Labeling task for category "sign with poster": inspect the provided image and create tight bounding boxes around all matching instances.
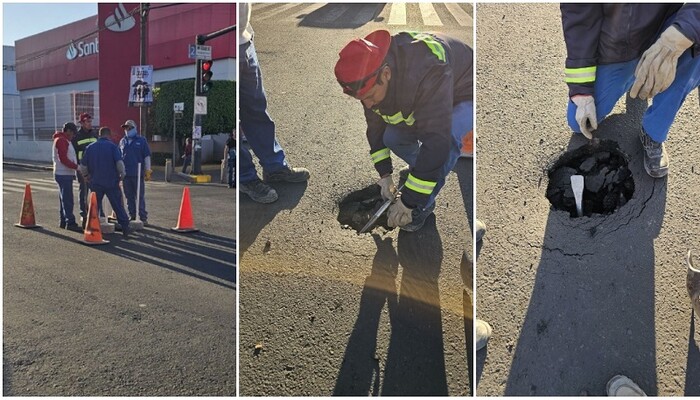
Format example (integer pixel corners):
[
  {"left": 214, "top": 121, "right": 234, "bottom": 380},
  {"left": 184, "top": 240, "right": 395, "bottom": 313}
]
[
  {"left": 128, "top": 65, "right": 154, "bottom": 107},
  {"left": 193, "top": 125, "right": 202, "bottom": 139}
]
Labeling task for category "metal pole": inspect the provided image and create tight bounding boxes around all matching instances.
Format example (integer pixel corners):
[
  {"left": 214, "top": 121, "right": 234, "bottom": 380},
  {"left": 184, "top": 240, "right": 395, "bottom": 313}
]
[
  {"left": 139, "top": 3, "right": 149, "bottom": 138},
  {"left": 173, "top": 111, "right": 177, "bottom": 166},
  {"left": 53, "top": 93, "right": 58, "bottom": 131}
]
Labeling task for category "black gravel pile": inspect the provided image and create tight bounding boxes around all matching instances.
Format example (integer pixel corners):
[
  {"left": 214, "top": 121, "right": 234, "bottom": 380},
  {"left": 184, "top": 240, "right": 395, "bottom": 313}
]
[
  {"left": 337, "top": 185, "right": 393, "bottom": 233},
  {"left": 546, "top": 141, "right": 635, "bottom": 218}
]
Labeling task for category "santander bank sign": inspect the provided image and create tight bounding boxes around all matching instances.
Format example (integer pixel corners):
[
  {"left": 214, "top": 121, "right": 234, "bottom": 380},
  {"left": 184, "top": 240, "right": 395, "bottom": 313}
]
[{"left": 66, "top": 3, "right": 135, "bottom": 60}]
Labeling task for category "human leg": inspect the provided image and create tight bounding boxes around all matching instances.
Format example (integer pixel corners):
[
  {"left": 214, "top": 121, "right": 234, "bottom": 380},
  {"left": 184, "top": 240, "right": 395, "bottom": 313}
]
[
  {"left": 77, "top": 172, "right": 88, "bottom": 219},
  {"left": 122, "top": 176, "right": 137, "bottom": 219},
  {"left": 106, "top": 185, "right": 130, "bottom": 231},
  {"left": 138, "top": 176, "right": 147, "bottom": 222}
]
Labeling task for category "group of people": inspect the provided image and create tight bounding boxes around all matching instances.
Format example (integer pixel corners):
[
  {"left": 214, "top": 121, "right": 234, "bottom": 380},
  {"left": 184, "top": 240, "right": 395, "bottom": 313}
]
[{"left": 52, "top": 114, "right": 153, "bottom": 238}]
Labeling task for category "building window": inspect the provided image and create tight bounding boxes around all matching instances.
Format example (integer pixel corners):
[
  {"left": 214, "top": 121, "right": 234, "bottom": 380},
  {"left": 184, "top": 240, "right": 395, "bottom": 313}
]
[
  {"left": 71, "top": 91, "right": 95, "bottom": 122},
  {"left": 32, "top": 97, "right": 45, "bottom": 122}
]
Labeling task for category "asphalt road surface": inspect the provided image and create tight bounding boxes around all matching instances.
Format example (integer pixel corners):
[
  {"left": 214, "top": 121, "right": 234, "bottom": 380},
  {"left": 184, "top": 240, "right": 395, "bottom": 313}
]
[
  {"left": 3, "top": 167, "right": 236, "bottom": 395},
  {"left": 476, "top": 4, "right": 700, "bottom": 396},
  {"left": 239, "top": 3, "right": 474, "bottom": 396}
]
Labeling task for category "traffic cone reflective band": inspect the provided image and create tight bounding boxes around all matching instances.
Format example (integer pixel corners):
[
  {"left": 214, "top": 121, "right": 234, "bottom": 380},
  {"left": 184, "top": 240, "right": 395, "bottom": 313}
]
[
  {"left": 14, "top": 183, "right": 41, "bottom": 229},
  {"left": 460, "top": 130, "right": 474, "bottom": 158},
  {"left": 82, "top": 192, "right": 109, "bottom": 245},
  {"left": 171, "top": 186, "right": 199, "bottom": 233}
]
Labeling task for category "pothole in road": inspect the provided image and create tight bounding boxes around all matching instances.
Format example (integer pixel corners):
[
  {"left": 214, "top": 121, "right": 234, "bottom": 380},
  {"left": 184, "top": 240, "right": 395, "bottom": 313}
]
[
  {"left": 546, "top": 140, "right": 635, "bottom": 218},
  {"left": 337, "top": 184, "right": 394, "bottom": 233}
]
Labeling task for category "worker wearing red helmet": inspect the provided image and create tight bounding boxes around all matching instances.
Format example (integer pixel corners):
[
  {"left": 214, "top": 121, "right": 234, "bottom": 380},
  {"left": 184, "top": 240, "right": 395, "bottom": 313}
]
[{"left": 335, "top": 30, "right": 473, "bottom": 232}]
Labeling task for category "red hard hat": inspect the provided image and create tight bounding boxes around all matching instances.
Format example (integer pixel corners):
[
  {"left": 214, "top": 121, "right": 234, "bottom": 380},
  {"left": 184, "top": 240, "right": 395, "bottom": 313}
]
[
  {"left": 79, "top": 112, "right": 92, "bottom": 122},
  {"left": 334, "top": 30, "right": 391, "bottom": 97}
]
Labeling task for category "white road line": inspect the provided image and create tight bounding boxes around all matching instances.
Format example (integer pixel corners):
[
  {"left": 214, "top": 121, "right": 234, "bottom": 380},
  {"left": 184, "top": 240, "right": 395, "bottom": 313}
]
[
  {"left": 4, "top": 188, "right": 25, "bottom": 194},
  {"left": 445, "top": 3, "right": 472, "bottom": 27},
  {"left": 419, "top": 3, "right": 443, "bottom": 26},
  {"left": 254, "top": 3, "right": 304, "bottom": 21},
  {"left": 3, "top": 181, "right": 55, "bottom": 192},
  {"left": 388, "top": 2, "right": 407, "bottom": 25}
]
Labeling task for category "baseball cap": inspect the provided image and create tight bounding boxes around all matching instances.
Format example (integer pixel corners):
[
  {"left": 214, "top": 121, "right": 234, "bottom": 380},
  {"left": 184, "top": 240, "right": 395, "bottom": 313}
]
[
  {"left": 79, "top": 112, "right": 92, "bottom": 122},
  {"left": 121, "top": 119, "right": 136, "bottom": 129},
  {"left": 63, "top": 122, "right": 78, "bottom": 133},
  {"left": 334, "top": 30, "right": 391, "bottom": 97}
]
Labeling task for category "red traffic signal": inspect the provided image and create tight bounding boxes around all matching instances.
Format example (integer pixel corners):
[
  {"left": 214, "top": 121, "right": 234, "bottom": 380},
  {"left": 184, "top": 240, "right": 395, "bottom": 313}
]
[{"left": 200, "top": 60, "right": 214, "bottom": 94}]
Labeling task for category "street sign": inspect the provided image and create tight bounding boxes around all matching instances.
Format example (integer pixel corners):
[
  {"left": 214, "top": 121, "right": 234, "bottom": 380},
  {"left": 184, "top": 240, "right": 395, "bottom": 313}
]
[
  {"left": 194, "top": 96, "right": 207, "bottom": 115},
  {"left": 188, "top": 44, "right": 212, "bottom": 60},
  {"left": 193, "top": 126, "right": 202, "bottom": 139},
  {"left": 173, "top": 102, "right": 185, "bottom": 112},
  {"left": 128, "top": 65, "right": 154, "bottom": 107}
]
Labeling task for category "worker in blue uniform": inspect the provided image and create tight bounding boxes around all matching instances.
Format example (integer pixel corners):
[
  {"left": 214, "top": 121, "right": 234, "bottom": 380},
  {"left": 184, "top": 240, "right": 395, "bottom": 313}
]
[
  {"left": 79, "top": 127, "right": 131, "bottom": 238},
  {"left": 335, "top": 30, "right": 474, "bottom": 232},
  {"left": 119, "top": 119, "right": 152, "bottom": 224}
]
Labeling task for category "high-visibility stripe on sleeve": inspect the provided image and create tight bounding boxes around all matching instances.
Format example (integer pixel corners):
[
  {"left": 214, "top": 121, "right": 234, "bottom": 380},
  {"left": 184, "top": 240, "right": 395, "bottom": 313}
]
[
  {"left": 408, "top": 32, "right": 446, "bottom": 62},
  {"left": 78, "top": 151, "right": 84, "bottom": 160},
  {"left": 371, "top": 148, "right": 391, "bottom": 164},
  {"left": 77, "top": 137, "right": 97, "bottom": 146},
  {"left": 405, "top": 173, "right": 437, "bottom": 195},
  {"left": 373, "top": 109, "right": 416, "bottom": 126},
  {"left": 565, "top": 66, "right": 597, "bottom": 84}
]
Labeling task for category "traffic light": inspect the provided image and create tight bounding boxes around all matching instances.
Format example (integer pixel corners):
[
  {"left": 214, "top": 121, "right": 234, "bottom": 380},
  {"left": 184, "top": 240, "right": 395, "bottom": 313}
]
[{"left": 201, "top": 59, "right": 213, "bottom": 94}]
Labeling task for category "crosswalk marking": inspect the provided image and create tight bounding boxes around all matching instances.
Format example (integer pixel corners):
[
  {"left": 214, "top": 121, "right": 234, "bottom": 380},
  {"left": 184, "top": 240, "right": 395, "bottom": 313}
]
[
  {"left": 419, "top": 3, "right": 443, "bottom": 26},
  {"left": 388, "top": 3, "right": 407, "bottom": 26},
  {"left": 3, "top": 177, "right": 171, "bottom": 196},
  {"left": 445, "top": 4, "right": 472, "bottom": 27}
]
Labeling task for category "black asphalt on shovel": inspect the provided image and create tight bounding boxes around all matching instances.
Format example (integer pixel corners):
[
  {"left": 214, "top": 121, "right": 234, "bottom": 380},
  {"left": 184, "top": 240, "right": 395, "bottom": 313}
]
[
  {"left": 359, "top": 184, "right": 404, "bottom": 234},
  {"left": 570, "top": 175, "right": 584, "bottom": 217}
]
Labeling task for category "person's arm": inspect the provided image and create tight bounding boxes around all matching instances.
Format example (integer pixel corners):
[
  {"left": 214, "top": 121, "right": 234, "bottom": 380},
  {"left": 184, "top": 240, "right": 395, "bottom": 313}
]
[
  {"left": 399, "top": 63, "right": 453, "bottom": 209},
  {"left": 143, "top": 139, "right": 152, "bottom": 172},
  {"left": 560, "top": 4, "right": 604, "bottom": 97},
  {"left": 672, "top": 4, "right": 700, "bottom": 55},
  {"left": 364, "top": 108, "right": 392, "bottom": 178},
  {"left": 113, "top": 145, "right": 126, "bottom": 179},
  {"left": 56, "top": 138, "right": 79, "bottom": 170}
]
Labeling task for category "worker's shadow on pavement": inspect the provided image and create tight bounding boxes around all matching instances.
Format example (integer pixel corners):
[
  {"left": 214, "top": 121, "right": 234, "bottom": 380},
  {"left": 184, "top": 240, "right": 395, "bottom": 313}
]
[
  {"left": 334, "top": 217, "right": 450, "bottom": 395},
  {"left": 504, "top": 96, "right": 667, "bottom": 395},
  {"left": 239, "top": 181, "right": 307, "bottom": 255},
  {"left": 297, "top": 3, "right": 384, "bottom": 29},
  {"left": 685, "top": 312, "right": 700, "bottom": 395}
]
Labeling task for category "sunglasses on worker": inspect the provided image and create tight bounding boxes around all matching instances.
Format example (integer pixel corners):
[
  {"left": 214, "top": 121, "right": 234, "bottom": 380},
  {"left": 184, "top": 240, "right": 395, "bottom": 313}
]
[{"left": 338, "top": 63, "right": 387, "bottom": 97}]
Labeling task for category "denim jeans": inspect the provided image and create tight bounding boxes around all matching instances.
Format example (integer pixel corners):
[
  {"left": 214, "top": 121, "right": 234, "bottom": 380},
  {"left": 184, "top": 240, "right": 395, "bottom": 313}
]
[
  {"left": 383, "top": 100, "right": 474, "bottom": 208},
  {"left": 54, "top": 174, "right": 76, "bottom": 226},
  {"left": 228, "top": 149, "right": 236, "bottom": 187},
  {"left": 239, "top": 39, "right": 288, "bottom": 185}
]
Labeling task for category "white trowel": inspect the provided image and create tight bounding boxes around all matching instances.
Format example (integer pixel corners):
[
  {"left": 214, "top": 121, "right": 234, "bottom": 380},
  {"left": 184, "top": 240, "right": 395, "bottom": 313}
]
[{"left": 570, "top": 175, "right": 584, "bottom": 217}]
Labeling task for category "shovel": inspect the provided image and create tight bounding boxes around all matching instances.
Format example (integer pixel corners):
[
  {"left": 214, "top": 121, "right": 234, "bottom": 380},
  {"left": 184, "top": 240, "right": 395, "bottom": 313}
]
[{"left": 570, "top": 175, "right": 584, "bottom": 217}]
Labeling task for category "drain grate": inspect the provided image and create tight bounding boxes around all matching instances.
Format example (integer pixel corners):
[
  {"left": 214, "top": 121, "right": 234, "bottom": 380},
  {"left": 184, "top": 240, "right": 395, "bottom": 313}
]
[{"left": 546, "top": 140, "right": 635, "bottom": 218}]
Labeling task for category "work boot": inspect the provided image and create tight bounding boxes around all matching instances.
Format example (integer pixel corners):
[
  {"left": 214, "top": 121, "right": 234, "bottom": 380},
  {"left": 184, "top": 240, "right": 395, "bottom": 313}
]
[
  {"left": 399, "top": 201, "right": 436, "bottom": 232},
  {"left": 122, "top": 224, "right": 130, "bottom": 239},
  {"left": 66, "top": 222, "right": 83, "bottom": 233},
  {"left": 687, "top": 250, "right": 700, "bottom": 318},
  {"left": 476, "top": 319, "right": 492, "bottom": 351},
  {"left": 475, "top": 219, "right": 486, "bottom": 242},
  {"left": 263, "top": 166, "right": 310, "bottom": 183},
  {"left": 606, "top": 375, "right": 646, "bottom": 396},
  {"left": 240, "top": 179, "right": 279, "bottom": 204},
  {"left": 639, "top": 129, "right": 669, "bottom": 178}
]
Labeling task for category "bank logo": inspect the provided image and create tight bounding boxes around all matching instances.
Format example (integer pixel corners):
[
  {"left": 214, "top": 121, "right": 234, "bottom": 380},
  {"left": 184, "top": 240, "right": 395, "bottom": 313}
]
[
  {"left": 66, "top": 42, "right": 79, "bottom": 60},
  {"left": 105, "top": 3, "right": 136, "bottom": 32}
]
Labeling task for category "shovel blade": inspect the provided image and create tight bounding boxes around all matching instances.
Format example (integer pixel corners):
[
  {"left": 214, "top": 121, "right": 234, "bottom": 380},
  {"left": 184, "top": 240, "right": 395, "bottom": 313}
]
[{"left": 570, "top": 175, "right": 584, "bottom": 217}]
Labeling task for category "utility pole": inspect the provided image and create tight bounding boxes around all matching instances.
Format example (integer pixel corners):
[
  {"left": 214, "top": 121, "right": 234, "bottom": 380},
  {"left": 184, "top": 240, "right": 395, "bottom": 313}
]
[{"left": 139, "top": 3, "right": 150, "bottom": 137}]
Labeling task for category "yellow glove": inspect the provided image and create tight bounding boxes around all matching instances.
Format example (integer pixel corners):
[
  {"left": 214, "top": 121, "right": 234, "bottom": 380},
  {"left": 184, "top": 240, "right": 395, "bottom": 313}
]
[{"left": 145, "top": 169, "right": 152, "bottom": 181}]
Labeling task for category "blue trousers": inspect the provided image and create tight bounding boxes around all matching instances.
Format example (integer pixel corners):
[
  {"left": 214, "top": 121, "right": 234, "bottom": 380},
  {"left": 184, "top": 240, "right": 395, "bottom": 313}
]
[
  {"left": 55, "top": 174, "right": 76, "bottom": 226},
  {"left": 77, "top": 172, "right": 89, "bottom": 218},
  {"left": 239, "top": 39, "right": 288, "bottom": 185},
  {"left": 383, "top": 100, "right": 473, "bottom": 209},
  {"left": 92, "top": 184, "right": 130, "bottom": 230},
  {"left": 228, "top": 150, "right": 236, "bottom": 187},
  {"left": 568, "top": 48, "right": 700, "bottom": 143},
  {"left": 123, "top": 176, "right": 147, "bottom": 221}
]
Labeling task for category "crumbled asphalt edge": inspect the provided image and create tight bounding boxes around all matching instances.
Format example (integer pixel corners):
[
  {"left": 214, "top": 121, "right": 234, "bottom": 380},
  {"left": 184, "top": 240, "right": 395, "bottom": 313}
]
[{"left": 337, "top": 184, "right": 394, "bottom": 233}]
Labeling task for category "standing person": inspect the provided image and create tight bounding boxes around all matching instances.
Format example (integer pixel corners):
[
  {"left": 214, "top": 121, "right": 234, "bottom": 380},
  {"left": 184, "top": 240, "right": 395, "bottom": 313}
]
[
  {"left": 78, "top": 127, "right": 131, "bottom": 238},
  {"left": 52, "top": 122, "right": 82, "bottom": 232},
  {"left": 238, "top": 2, "right": 310, "bottom": 204},
  {"left": 562, "top": 3, "right": 700, "bottom": 178},
  {"left": 334, "top": 30, "right": 474, "bottom": 231},
  {"left": 72, "top": 112, "right": 98, "bottom": 226},
  {"left": 181, "top": 137, "right": 192, "bottom": 174},
  {"left": 224, "top": 131, "right": 236, "bottom": 188},
  {"left": 119, "top": 120, "right": 152, "bottom": 224}
]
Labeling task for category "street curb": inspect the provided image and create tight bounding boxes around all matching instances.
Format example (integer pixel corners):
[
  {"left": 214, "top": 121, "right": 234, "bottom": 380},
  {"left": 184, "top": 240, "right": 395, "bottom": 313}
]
[{"left": 3, "top": 161, "right": 53, "bottom": 171}]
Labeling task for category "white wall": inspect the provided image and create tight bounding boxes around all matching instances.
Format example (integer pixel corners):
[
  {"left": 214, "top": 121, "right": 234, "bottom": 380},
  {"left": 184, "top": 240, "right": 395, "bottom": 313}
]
[{"left": 3, "top": 138, "right": 53, "bottom": 162}]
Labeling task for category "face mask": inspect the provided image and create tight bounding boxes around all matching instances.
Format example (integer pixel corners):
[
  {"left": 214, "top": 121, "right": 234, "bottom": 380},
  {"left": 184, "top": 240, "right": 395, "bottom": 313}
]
[{"left": 126, "top": 128, "right": 137, "bottom": 138}]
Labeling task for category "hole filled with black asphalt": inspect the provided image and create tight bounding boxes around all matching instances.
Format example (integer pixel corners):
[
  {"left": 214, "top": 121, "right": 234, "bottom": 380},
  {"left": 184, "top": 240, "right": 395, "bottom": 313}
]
[{"left": 337, "top": 184, "right": 395, "bottom": 233}]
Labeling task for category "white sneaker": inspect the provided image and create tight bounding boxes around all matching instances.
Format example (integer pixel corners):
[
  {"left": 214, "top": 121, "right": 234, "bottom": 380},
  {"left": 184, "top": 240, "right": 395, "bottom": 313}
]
[{"left": 606, "top": 375, "right": 646, "bottom": 396}]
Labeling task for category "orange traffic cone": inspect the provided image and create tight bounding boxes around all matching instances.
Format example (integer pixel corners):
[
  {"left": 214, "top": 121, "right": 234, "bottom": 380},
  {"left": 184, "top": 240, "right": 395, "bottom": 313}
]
[
  {"left": 460, "top": 130, "right": 474, "bottom": 158},
  {"left": 14, "top": 183, "right": 41, "bottom": 229},
  {"left": 171, "top": 186, "right": 199, "bottom": 233},
  {"left": 82, "top": 192, "right": 109, "bottom": 245}
]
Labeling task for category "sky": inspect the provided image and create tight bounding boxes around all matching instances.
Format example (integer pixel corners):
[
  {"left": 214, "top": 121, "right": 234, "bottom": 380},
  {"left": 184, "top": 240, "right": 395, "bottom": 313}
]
[{"left": 3, "top": 3, "right": 98, "bottom": 46}]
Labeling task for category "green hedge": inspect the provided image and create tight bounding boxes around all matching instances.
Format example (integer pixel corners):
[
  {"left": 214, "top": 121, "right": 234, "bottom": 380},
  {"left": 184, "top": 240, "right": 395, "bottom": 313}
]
[{"left": 149, "top": 79, "right": 236, "bottom": 141}]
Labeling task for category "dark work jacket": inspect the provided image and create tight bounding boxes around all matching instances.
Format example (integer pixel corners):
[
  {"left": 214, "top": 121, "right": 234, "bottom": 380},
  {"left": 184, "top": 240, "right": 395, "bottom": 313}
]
[
  {"left": 561, "top": 3, "right": 700, "bottom": 97},
  {"left": 72, "top": 127, "right": 98, "bottom": 162},
  {"left": 364, "top": 32, "right": 473, "bottom": 208}
]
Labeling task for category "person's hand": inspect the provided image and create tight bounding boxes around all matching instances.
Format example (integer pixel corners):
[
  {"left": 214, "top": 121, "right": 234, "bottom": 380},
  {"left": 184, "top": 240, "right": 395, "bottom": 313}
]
[
  {"left": 145, "top": 169, "right": 152, "bottom": 181},
  {"left": 387, "top": 198, "right": 413, "bottom": 228},
  {"left": 571, "top": 95, "right": 597, "bottom": 139},
  {"left": 119, "top": 172, "right": 126, "bottom": 180},
  {"left": 631, "top": 26, "right": 694, "bottom": 100},
  {"left": 378, "top": 175, "right": 396, "bottom": 201}
]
